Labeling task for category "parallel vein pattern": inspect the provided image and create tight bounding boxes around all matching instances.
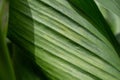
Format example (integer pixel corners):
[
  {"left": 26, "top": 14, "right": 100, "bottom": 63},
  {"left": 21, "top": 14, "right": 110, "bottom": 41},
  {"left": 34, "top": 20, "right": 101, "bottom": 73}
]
[{"left": 8, "top": 0, "right": 120, "bottom": 80}]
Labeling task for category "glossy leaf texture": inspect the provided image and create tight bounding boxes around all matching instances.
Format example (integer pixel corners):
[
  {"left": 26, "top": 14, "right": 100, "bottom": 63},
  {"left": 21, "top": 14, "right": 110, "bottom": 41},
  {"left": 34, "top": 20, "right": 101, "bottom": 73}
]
[{"left": 8, "top": 0, "right": 120, "bottom": 80}]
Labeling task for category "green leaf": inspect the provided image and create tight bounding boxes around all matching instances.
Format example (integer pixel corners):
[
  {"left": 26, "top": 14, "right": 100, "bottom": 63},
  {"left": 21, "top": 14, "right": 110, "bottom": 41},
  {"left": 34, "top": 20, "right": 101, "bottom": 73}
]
[
  {"left": 95, "top": 0, "right": 120, "bottom": 18},
  {"left": 116, "top": 34, "right": 120, "bottom": 44},
  {"left": 0, "top": 0, "right": 15, "bottom": 80},
  {"left": 11, "top": 44, "right": 46, "bottom": 80},
  {"left": 95, "top": 0, "right": 120, "bottom": 35},
  {"left": 8, "top": 0, "right": 120, "bottom": 80},
  {"left": 68, "top": 0, "right": 120, "bottom": 56}
]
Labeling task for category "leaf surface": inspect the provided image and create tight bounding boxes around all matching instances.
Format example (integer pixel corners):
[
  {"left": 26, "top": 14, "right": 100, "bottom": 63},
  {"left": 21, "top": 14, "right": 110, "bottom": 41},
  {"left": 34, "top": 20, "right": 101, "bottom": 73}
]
[{"left": 8, "top": 0, "right": 120, "bottom": 80}]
